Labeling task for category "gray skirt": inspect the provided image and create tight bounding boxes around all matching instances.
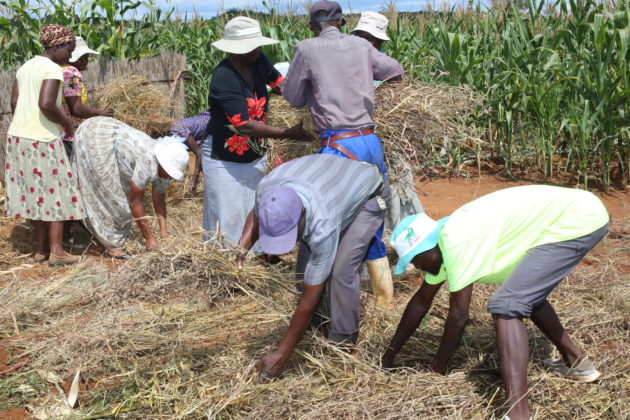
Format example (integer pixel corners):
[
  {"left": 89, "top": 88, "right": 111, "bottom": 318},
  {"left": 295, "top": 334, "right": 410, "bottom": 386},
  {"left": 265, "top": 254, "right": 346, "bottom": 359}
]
[{"left": 201, "top": 138, "right": 266, "bottom": 248}]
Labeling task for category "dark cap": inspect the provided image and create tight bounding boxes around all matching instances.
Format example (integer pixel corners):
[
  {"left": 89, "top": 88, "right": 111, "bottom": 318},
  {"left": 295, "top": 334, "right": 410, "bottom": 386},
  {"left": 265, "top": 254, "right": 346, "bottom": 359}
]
[{"left": 309, "top": 1, "right": 345, "bottom": 24}]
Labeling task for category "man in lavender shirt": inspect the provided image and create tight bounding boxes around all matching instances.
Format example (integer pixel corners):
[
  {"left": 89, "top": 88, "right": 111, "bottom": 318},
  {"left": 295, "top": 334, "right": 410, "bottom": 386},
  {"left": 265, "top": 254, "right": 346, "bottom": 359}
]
[
  {"left": 282, "top": 0, "right": 404, "bottom": 309},
  {"left": 168, "top": 110, "right": 210, "bottom": 192}
]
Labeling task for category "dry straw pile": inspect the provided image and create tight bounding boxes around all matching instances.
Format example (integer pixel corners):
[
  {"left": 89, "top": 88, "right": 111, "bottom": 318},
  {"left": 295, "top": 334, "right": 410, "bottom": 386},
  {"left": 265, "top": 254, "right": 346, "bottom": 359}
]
[
  {"left": 1, "top": 196, "right": 628, "bottom": 418},
  {"left": 266, "top": 79, "right": 484, "bottom": 182},
  {"left": 94, "top": 75, "right": 176, "bottom": 137}
]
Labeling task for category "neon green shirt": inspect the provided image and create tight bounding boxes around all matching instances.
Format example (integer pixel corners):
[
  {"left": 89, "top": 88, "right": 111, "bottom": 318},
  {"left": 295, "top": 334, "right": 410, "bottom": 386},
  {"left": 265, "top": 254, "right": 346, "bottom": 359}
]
[{"left": 426, "top": 185, "right": 609, "bottom": 292}]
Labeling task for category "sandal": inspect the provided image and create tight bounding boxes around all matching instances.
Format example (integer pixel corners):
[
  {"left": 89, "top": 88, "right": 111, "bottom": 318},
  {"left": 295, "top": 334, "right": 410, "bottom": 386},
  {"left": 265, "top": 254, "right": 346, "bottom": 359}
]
[
  {"left": 102, "top": 250, "right": 131, "bottom": 260},
  {"left": 33, "top": 252, "right": 49, "bottom": 263}
]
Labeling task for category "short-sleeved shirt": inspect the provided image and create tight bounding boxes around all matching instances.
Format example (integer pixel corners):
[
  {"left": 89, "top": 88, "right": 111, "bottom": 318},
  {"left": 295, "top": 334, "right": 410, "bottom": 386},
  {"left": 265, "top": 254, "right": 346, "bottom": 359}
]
[
  {"left": 425, "top": 185, "right": 610, "bottom": 292},
  {"left": 60, "top": 65, "right": 87, "bottom": 141},
  {"left": 8, "top": 56, "right": 63, "bottom": 142},
  {"left": 282, "top": 26, "right": 404, "bottom": 131},
  {"left": 168, "top": 110, "right": 211, "bottom": 144},
  {"left": 256, "top": 154, "right": 384, "bottom": 285},
  {"left": 207, "top": 54, "right": 283, "bottom": 163}
]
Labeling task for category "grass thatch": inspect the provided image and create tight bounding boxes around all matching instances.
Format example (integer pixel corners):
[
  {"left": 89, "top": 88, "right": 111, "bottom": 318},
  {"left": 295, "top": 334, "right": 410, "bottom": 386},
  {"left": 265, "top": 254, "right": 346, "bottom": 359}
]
[
  {"left": 266, "top": 79, "right": 484, "bottom": 182},
  {"left": 94, "top": 75, "right": 176, "bottom": 138},
  {"left": 0, "top": 188, "right": 628, "bottom": 419}
]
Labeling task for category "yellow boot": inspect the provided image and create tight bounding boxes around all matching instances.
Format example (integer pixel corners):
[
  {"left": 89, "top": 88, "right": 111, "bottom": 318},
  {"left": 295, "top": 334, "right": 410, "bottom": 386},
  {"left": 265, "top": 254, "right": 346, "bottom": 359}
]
[{"left": 366, "top": 257, "right": 394, "bottom": 309}]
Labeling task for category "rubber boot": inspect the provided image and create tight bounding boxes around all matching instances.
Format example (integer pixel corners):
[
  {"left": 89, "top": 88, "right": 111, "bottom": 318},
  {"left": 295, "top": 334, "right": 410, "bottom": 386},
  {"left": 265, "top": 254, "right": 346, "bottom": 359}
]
[{"left": 366, "top": 257, "right": 394, "bottom": 309}]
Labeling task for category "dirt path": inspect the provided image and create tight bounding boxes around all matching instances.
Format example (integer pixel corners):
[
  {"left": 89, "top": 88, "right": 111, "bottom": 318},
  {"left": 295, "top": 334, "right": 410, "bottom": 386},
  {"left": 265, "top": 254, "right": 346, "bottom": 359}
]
[{"left": 418, "top": 176, "right": 629, "bottom": 220}]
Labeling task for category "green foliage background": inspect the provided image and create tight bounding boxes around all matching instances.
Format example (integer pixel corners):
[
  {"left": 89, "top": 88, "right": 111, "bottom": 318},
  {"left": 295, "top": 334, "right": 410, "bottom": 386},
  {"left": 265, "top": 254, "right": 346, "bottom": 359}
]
[{"left": 0, "top": 0, "right": 628, "bottom": 188}]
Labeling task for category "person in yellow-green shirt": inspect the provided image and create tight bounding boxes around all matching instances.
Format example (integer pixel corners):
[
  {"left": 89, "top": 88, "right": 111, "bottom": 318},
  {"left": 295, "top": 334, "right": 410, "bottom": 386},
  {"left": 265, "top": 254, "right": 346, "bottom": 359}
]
[{"left": 382, "top": 185, "right": 609, "bottom": 420}]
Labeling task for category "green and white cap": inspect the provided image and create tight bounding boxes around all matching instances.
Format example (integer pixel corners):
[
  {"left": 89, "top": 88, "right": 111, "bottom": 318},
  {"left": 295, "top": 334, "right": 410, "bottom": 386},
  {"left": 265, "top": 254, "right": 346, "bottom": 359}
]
[{"left": 390, "top": 213, "right": 449, "bottom": 275}]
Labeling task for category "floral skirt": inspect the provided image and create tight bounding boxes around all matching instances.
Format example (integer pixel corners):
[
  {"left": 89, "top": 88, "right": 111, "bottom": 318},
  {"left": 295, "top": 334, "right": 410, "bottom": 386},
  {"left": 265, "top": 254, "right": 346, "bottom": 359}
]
[{"left": 3, "top": 135, "right": 85, "bottom": 221}]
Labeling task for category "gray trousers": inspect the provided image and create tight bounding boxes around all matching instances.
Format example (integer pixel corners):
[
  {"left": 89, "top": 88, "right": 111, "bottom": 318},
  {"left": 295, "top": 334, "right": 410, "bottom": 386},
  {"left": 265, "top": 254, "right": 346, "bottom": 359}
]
[
  {"left": 297, "top": 184, "right": 390, "bottom": 343},
  {"left": 487, "top": 223, "right": 609, "bottom": 318}
]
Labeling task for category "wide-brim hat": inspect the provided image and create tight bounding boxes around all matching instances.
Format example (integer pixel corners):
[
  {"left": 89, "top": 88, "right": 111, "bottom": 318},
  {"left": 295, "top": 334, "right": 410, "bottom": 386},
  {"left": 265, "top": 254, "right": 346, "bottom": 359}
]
[
  {"left": 390, "top": 213, "right": 449, "bottom": 275},
  {"left": 212, "top": 16, "right": 278, "bottom": 55},
  {"left": 258, "top": 186, "right": 303, "bottom": 255},
  {"left": 154, "top": 136, "right": 189, "bottom": 181},
  {"left": 352, "top": 11, "right": 390, "bottom": 41},
  {"left": 70, "top": 36, "right": 99, "bottom": 63}
]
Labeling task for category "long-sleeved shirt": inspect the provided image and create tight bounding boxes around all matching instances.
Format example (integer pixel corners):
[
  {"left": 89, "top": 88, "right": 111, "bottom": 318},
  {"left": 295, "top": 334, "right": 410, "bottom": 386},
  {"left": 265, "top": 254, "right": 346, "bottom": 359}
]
[
  {"left": 282, "top": 26, "right": 404, "bottom": 132},
  {"left": 256, "top": 155, "right": 384, "bottom": 285}
]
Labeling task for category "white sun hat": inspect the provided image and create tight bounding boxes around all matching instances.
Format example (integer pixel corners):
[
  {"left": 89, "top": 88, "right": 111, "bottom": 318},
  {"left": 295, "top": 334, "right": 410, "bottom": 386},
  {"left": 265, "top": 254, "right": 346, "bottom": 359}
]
[
  {"left": 70, "top": 36, "right": 99, "bottom": 63},
  {"left": 352, "top": 11, "right": 390, "bottom": 41},
  {"left": 154, "top": 136, "right": 189, "bottom": 181},
  {"left": 212, "top": 16, "right": 279, "bottom": 55}
]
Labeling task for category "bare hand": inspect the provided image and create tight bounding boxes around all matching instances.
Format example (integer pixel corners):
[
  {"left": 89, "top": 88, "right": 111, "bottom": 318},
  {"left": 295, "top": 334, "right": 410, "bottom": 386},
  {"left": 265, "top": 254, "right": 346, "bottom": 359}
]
[
  {"left": 64, "top": 125, "right": 75, "bottom": 139},
  {"left": 100, "top": 108, "right": 114, "bottom": 117},
  {"left": 429, "top": 359, "right": 447, "bottom": 375},
  {"left": 284, "top": 120, "right": 313, "bottom": 142},
  {"left": 146, "top": 237, "right": 159, "bottom": 252},
  {"left": 256, "top": 351, "right": 287, "bottom": 382},
  {"left": 381, "top": 353, "right": 396, "bottom": 370}
]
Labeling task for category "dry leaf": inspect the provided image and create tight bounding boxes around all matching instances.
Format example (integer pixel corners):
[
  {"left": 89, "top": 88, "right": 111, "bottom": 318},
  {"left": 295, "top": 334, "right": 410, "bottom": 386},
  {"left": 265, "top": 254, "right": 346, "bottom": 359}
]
[{"left": 67, "top": 370, "right": 81, "bottom": 408}]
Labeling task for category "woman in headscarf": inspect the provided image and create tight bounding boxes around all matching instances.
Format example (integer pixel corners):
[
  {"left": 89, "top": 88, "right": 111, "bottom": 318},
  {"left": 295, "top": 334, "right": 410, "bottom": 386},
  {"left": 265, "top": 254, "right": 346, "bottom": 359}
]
[
  {"left": 5, "top": 24, "right": 84, "bottom": 265},
  {"left": 72, "top": 116, "right": 189, "bottom": 259},
  {"left": 203, "top": 16, "right": 311, "bottom": 247}
]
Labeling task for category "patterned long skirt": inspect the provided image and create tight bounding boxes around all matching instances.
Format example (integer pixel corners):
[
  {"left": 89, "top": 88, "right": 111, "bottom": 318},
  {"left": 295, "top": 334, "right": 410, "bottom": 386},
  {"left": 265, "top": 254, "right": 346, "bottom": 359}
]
[{"left": 3, "top": 135, "right": 85, "bottom": 221}]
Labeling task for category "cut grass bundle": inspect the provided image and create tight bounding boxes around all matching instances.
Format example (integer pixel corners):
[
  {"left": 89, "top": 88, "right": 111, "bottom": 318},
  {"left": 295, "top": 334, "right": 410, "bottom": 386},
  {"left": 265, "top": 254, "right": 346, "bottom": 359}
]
[
  {"left": 266, "top": 78, "right": 484, "bottom": 181},
  {"left": 94, "top": 75, "right": 176, "bottom": 137}
]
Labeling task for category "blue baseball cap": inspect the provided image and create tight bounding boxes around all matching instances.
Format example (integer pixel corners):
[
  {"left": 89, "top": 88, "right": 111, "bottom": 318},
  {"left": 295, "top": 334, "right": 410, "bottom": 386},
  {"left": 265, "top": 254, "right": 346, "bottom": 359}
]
[
  {"left": 390, "top": 213, "right": 449, "bottom": 275},
  {"left": 258, "top": 186, "right": 303, "bottom": 255}
]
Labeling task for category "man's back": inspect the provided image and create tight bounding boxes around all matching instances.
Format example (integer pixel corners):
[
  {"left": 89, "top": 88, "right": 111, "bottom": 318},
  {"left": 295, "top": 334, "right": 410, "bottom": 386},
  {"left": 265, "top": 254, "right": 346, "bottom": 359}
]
[{"left": 283, "top": 27, "right": 403, "bottom": 131}]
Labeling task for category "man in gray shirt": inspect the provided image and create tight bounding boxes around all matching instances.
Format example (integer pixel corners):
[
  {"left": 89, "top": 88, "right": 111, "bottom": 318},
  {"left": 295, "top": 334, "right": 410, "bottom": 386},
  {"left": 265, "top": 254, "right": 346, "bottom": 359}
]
[
  {"left": 236, "top": 154, "right": 389, "bottom": 380},
  {"left": 282, "top": 0, "right": 404, "bottom": 309}
]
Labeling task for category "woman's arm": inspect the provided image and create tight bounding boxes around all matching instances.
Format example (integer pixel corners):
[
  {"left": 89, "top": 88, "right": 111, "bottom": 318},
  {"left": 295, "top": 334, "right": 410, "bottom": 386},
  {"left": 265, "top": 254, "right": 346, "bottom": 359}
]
[
  {"left": 237, "top": 119, "right": 312, "bottom": 142},
  {"left": 128, "top": 181, "right": 158, "bottom": 250},
  {"left": 10, "top": 79, "right": 18, "bottom": 113},
  {"left": 39, "top": 79, "right": 74, "bottom": 136},
  {"left": 65, "top": 96, "right": 112, "bottom": 119},
  {"left": 151, "top": 184, "right": 168, "bottom": 239}
]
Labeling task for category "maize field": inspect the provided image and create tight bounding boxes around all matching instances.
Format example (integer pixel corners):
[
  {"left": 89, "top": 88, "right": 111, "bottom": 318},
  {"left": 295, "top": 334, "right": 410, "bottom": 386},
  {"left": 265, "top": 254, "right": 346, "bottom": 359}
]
[{"left": 0, "top": 0, "right": 628, "bottom": 188}]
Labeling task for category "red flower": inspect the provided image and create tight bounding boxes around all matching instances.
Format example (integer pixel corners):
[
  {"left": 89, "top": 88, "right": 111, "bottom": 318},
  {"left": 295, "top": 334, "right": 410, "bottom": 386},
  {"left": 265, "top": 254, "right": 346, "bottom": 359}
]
[
  {"left": 26, "top": 210, "right": 30, "bottom": 214},
  {"left": 52, "top": 169, "right": 58, "bottom": 175},
  {"left": 37, "top": 197, "right": 44, "bottom": 205},
  {"left": 15, "top": 213, "right": 20, "bottom": 218},
  {"left": 15, "top": 137, "right": 19, "bottom": 144},
  {"left": 29, "top": 187, "right": 35, "bottom": 193},
  {"left": 40, "top": 152, "right": 46, "bottom": 158},
  {"left": 70, "top": 216, "right": 75, "bottom": 220},
  {"left": 32, "top": 168, "right": 42, "bottom": 177},
  {"left": 225, "top": 133, "right": 250, "bottom": 156},
  {"left": 32, "top": 142, "right": 38, "bottom": 149},
  {"left": 60, "top": 159, "right": 65, "bottom": 165},
  {"left": 45, "top": 210, "right": 50, "bottom": 215},
  {"left": 71, "top": 196, "right": 78, "bottom": 203},
  {"left": 49, "top": 143, "right": 55, "bottom": 150},
  {"left": 247, "top": 94, "right": 266, "bottom": 120},
  {"left": 21, "top": 151, "right": 25, "bottom": 156},
  {"left": 67, "top": 172, "right": 73, "bottom": 178},
  {"left": 49, "top": 188, "right": 55, "bottom": 194},
  {"left": 56, "top": 201, "right": 61, "bottom": 207},
  {"left": 7, "top": 138, "right": 11, "bottom": 144},
  {"left": 10, "top": 177, "right": 14, "bottom": 182},
  {"left": 5, "top": 163, "right": 9, "bottom": 169},
  {"left": 226, "top": 112, "right": 247, "bottom": 128},
  {"left": 21, "top": 195, "right": 25, "bottom": 201}
]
